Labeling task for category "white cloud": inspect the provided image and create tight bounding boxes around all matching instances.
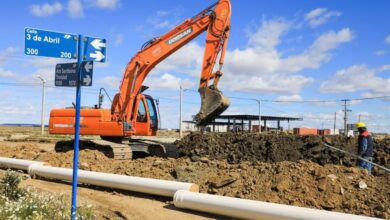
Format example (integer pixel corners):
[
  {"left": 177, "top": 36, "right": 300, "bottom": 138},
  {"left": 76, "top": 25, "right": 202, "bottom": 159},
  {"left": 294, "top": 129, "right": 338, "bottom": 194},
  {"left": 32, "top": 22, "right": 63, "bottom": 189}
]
[
  {"left": 320, "top": 64, "right": 390, "bottom": 96},
  {"left": 0, "top": 68, "right": 15, "bottom": 78},
  {"left": 146, "top": 10, "right": 180, "bottom": 29},
  {"left": 153, "top": 42, "right": 204, "bottom": 77},
  {"left": 32, "top": 68, "right": 56, "bottom": 83},
  {"left": 354, "top": 111, "right": 370, "bottom": 119},
  {"left": 137, "top": 9, "right": 181, "bottom": 36},
  {"left": 221, "top": 74, "right": 312, "bottom": 94},
  {"left": 221, "top": 21, "right": 352, "bottom": 94},
  {"left": 281, "top": 28, "right": 353, "bottom": 72},
  {"left": 248, "top": 18, "right": 291, "bottom": 51},
  {"left": 305, "top": 8, "right": 342, "bottom": 28},
  {"left": 276, "top": 94, "right": 303, "bottom": 102},
  {"left": 27, "top": 57, "right": 63, "bottom": 68},
  {"left": 18, "top": 57, "right": 66, "bottom": 83},
  {"left": 30, "top": 2, "right": 63, "bottom": 17},
  {"left": 89, "top": 0, "right": 120, "bottom": 9},
  {"left": 0, "top": 47, "right": 18, "bottom": 64},
  {"left": 114, "top": 34, "right": 123, "bottom": 46},
  {"left": 0, "top": 105, "right": 37, "bottom": 116},
  {"left": 144, "top": 73, "right": 195, "bottom": 91},
  {"left": 68, "top": 0, "right": 84, "bottom": 18},
  {"left": 385, "top": 35, "right": 390, "bottom": 45},
  {"left": 0, "top": 47, "right": 18, "bottom": 78},
  {"left": 374, "top": 50, "right": 388, "bottom": 56},
  {"left": 96, "top": 76, "right": 120, "bottom": 88},
  {"left": 94, "top": 62, "right": 110, "bottom": 68}
]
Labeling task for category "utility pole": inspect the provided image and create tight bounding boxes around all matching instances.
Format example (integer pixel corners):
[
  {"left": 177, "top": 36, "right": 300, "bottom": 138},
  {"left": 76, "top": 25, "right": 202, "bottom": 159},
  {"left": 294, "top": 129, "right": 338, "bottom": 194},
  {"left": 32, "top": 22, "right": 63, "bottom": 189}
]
[
  {"left": 342, "top": 99, "right": 351, "bottom": 136},
  {"left": 255, "top": 99, "right": 261, "bottom": 133},
  {"left": 358, "top": 113, "right": 361, "bottom": 122},
  {"left": 333, "top": 112, "right": 336, "bottom": 135},
  {"left": 179, "top": 85, "right": 183, "bottom": 137},
  {"left": 37, "top": 76, "right": 46, "bottom": 135}
]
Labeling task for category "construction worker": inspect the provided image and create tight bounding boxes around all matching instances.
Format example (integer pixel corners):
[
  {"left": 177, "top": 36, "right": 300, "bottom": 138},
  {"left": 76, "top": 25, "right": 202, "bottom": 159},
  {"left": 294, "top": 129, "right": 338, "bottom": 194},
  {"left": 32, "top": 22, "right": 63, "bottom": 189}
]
[{"left": 356, "top": 122, "right": 373, "bottom": 175}]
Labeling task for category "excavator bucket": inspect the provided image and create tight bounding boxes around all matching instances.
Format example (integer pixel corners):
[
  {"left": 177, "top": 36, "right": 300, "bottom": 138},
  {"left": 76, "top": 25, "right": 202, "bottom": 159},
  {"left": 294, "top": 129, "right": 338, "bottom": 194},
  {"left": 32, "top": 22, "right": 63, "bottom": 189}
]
[{"left": 194, "top": 87, "right": 230, "bottom": 126}]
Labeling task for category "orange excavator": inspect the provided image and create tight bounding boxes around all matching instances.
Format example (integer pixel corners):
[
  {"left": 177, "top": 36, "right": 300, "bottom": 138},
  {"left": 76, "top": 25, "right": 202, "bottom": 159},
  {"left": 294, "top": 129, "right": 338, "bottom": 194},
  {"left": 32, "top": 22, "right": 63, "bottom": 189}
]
[{"left": 49, "top": 0, "right": 231, "bottom": 159}]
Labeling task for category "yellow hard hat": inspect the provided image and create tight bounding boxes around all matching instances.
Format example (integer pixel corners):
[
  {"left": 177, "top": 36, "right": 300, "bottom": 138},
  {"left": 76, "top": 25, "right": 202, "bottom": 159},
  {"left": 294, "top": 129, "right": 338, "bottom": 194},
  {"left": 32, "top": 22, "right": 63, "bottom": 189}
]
[{"left": 356, "top": 122, "right": 366, "bottom": 128}]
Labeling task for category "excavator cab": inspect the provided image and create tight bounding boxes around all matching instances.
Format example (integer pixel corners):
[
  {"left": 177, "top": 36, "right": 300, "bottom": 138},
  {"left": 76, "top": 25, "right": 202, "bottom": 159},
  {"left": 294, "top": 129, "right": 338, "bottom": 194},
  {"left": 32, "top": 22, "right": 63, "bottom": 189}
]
[{"left": 132, "top": 94, "right": 159, "bottom": 136}]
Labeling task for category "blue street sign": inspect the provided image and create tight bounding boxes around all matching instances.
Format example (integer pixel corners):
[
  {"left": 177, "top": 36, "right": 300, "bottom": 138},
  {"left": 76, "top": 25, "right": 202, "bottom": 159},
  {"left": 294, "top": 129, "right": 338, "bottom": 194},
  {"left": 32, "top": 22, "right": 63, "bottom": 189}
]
[
  {"left": 85, "top": 37, "right": 106, "bottom": 62},
  {"left": 25, "top": 28, "right": 77, "bottom": 59},
  {"left": 55, "top": 61, "right": 93, "bottom": 87}
]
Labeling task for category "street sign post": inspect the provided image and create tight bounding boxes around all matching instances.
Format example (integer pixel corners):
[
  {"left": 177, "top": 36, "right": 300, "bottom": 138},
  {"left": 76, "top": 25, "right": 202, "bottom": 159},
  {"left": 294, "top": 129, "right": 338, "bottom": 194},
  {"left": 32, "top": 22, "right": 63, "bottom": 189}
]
[
  {"left": 24, "top": 27, "right": 105, "bottom": 220},
  {"left": 55, "top": 61, "right": 93, "bottom": 87},
  {"left": 71, "top": 34, "right": 83, "bottom": 220}
]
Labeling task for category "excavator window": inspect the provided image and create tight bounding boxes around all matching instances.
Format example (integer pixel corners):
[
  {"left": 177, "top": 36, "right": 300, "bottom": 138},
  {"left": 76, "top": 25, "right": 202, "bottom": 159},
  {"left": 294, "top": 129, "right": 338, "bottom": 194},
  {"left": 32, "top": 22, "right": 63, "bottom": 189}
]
[
  {"left": 146, "top": 97, "right": 158, "bottom": 129},
  {"left": 137, "top": 100, "right": 147, "bottom": 122}
]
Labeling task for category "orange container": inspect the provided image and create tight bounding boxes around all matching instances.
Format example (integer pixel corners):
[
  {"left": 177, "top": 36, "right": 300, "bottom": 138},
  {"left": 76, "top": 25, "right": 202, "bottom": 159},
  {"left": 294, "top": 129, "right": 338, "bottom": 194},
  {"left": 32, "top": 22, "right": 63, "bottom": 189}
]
[{"left": 294, "top": 128, "right": 318, "bottom": 135}]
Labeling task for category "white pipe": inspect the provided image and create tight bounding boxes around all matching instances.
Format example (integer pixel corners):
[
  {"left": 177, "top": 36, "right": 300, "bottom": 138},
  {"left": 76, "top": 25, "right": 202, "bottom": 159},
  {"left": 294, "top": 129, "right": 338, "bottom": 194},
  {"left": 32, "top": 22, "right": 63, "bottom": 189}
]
[
  {"left": 0, "top": 157, "right": 198, "bottom": 197},
  {"left": 174, "top": 190, "right": 381, "bottom": 220},
  {"left": 0, "top": 157, "right": 45, "bottom": 170},
  {"left": 28, "top": 164, "right": 198, "bottom": 197}
]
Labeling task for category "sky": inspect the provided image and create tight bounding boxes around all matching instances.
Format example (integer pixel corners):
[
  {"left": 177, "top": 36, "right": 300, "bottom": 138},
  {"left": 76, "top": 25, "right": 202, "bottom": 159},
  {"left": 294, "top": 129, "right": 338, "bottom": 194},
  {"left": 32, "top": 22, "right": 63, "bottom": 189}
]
[{"left": 0, "top": 0, "right": 390, "bottom": 132}]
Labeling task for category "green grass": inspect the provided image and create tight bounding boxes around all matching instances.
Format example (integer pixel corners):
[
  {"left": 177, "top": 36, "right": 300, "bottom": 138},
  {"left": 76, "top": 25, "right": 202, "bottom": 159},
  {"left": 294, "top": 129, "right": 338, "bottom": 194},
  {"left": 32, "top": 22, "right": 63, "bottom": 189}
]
[{"left": 0, "top": 170, "right": 94, "bottom": 220}]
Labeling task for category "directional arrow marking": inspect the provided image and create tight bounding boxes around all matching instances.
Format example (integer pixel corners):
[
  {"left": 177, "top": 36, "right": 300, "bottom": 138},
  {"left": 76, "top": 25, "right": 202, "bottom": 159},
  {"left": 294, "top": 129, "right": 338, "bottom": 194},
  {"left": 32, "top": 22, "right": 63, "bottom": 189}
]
[
  {"left": 91, "top": 39, "right": 106, "bottom": 50},
  {"left": 89, "top": 51, "right": 105, "bottom": 62},
  {"left": 84, "top": 62, "right": 93, "bottom": 73},
  {"left": 83, "top": 74, "right": 92, "bottom": 86}
]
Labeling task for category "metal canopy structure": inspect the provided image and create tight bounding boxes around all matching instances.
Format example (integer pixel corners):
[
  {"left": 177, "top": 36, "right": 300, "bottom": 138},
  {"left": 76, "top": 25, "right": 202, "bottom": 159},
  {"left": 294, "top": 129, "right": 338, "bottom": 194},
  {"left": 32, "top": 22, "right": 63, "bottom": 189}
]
[
  {"left": 184, "top": 114, "right": 302, "bottom": 132},
  {"left": 216, "top": 114, "right": 302, "bottom": 121},
  {"left": 214, "top": 114, "right": 302, "bottom": 132}
]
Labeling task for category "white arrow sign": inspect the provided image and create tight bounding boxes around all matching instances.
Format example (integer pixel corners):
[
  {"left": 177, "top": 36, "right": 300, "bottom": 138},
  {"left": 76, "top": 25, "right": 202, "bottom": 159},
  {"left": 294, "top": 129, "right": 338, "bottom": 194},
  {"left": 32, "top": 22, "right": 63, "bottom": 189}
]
[
  {"left": 91, "top": 39, "right": 106, "bottom": 50},
  {"left": 83, "top": 74, "right": 92, "bottom": 86},
  {"left": 84, "top": 62, "right": 93, "bottom": 73},
  {"left": 89, "top": 51, "right": 105, "bottom": 62}
]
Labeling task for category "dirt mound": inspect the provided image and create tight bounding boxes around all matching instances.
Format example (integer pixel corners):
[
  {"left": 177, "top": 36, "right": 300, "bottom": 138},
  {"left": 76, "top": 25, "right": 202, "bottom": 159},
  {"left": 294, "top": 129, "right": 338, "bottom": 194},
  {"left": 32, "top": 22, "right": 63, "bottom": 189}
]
[
  {"left": 1, "top": 140, "right": 389, "bottom": 218},
  {"left": 0, "top": 143, "right": 44, "bottom": 160},
  {"left": 373, "top": 138, "right": 390, "bottom": 175},
  {"left": 176, "top": 133, "right": 389, "bottom": 175}
]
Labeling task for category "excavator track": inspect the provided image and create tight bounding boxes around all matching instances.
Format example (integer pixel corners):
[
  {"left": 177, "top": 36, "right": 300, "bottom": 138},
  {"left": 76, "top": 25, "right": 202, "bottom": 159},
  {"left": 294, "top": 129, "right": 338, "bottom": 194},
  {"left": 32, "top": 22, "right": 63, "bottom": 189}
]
[
  {"left": 91, "top": 139, "right": 167, "bottom": 160},
  {"left": 91, "top": 139, "right": 133, "bottom": 160},
  {"left": 129, "top": 139, "right": 167, "bottom": 158}
]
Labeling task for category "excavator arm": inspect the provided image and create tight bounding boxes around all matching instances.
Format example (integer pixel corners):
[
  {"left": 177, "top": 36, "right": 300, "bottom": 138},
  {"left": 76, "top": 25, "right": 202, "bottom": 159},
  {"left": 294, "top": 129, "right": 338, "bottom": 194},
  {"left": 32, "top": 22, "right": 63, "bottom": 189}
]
[{"left": 112, "top": 0, "right": 231, "bottom": 128}]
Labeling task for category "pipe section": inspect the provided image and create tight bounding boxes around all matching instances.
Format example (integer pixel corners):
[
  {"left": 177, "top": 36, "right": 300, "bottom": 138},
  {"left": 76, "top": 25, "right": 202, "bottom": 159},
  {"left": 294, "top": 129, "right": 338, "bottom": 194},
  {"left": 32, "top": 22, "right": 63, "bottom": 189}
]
[
  {"left": 173, "top": 190, "right": 381, "bottom": 220},
  {"left": 0, "top": 157, "right": 45, "bottom": 170},
  {"left": 27, "top": 164, "right": 198, "bottom": 197},
  {"left": 0, "top": 157, "right": 198, "bottom": 197}
]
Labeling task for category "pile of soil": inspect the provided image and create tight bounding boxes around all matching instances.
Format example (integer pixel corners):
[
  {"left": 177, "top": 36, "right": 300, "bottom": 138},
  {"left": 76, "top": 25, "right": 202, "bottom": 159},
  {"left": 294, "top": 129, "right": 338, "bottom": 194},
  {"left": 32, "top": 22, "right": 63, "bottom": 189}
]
[
  {"left": 0, "top": 143, "right": 389, "bottom": 218},
  {"left": 176, "top": 133, "right": 389, "bottom": 175}
]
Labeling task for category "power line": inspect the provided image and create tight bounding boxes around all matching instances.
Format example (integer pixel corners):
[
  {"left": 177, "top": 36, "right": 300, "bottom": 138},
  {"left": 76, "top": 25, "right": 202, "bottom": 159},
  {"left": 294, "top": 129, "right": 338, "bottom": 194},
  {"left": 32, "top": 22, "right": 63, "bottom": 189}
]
[
  {"left": 1, "top": 82, "right": 390, "bottom": 104},
  {"left": 182, "top": 87, "right": 390, "bottom": 103}
]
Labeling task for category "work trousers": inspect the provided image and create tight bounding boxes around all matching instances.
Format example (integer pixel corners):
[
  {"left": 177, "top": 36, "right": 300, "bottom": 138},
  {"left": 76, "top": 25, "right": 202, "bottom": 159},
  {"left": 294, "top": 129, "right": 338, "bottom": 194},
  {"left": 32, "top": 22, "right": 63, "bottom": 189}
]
[{"left": 358, "top": 156, "right": 373, "bottom": 175}]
